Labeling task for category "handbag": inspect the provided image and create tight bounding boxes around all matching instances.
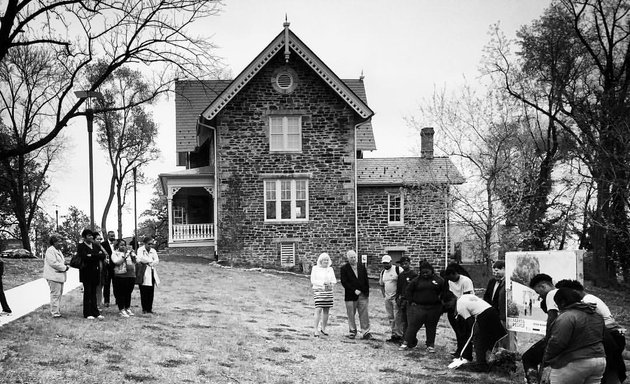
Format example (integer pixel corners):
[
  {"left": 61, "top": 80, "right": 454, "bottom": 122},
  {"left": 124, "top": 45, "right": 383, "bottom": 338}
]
[{"left": 69, "top": 253, "right": 83, "bottom": 269}]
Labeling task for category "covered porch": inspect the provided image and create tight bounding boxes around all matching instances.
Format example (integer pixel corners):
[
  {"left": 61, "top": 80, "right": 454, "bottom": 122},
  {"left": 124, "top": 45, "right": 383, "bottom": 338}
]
[{"left": 159, "top": 166, "right": 215, "bottom": 248}]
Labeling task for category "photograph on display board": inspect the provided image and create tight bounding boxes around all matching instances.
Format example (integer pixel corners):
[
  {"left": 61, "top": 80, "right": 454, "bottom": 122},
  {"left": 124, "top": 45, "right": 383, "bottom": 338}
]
[{"left": 505, "top": 250, "right": 584, "bottom": 335}]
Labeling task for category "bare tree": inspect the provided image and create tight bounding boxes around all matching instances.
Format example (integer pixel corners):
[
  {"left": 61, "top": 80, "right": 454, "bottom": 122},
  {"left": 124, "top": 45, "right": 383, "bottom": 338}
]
[
  {"left": 88, "top": 64, "right": 160, "bottom": 237},
  {"left": 0, "top": 0, "right": 223, "bottom": 160},
  {"left": 0, "top": 46, "right": 64, "bottom": 250},
  {"left": 486, "top": 1, "right": 630, "bottom": 285}
]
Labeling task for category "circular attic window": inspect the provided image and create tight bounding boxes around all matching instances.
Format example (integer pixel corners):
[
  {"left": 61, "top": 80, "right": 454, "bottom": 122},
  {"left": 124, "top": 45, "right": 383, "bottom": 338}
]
[{"left": 271, "top": 67, "right": 298, "bottom": 94}]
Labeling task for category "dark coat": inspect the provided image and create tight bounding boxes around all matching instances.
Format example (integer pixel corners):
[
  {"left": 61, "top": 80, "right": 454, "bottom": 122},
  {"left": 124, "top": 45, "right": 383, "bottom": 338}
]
[
  {"left": 100, "top": 240, "right": 115, "bottom": 274},
  {"left": 77, "top": 242, "right": 106, "bottom": 284},
  {"left": 483, "top": 277, "right": 506, "bottom": 321},
  {"left": 340, "top": 262, "right": 369, "bottom": 301}
]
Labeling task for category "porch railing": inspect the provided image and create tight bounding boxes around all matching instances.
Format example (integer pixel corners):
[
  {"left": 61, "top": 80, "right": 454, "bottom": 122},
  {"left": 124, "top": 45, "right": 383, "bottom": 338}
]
[{"left": 172, "top": 223, "right": 214, "bottom": 241}]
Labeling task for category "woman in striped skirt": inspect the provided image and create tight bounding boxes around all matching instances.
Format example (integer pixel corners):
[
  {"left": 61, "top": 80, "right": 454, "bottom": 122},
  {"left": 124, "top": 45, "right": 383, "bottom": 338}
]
[{"left": 310, "top": 253, "right": 337, "bottom": 337}]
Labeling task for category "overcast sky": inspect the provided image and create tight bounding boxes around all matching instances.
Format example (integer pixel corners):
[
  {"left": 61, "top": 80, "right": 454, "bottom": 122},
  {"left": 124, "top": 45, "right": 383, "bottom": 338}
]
[{"left": 45, "top": 0, "right": 550, "bottom": 236}]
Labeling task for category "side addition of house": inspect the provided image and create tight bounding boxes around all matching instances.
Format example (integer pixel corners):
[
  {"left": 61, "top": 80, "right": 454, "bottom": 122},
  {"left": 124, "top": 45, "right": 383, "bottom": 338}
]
[{"left": 159, "top": 22, "right": 464, "bottom": 272}]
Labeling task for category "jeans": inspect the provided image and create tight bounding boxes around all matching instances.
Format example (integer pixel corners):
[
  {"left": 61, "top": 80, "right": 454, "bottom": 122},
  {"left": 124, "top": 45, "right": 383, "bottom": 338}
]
[
  {"left": 83, "top": 281, "right": 100, "bottom": 318},
  {"left": 384, "top": 296, "right": 403, "bottom": 337},
  {"left": 47, "top": 280, "right": 64, "bottom": 316},
  {"left": 550, "top": 357, "right": 606, "bottom": 384},
  {"left": 448, "top": 309, "right": 472, "bottom": 360},
  {"left": 103, "top": 268, "right": 113, "bottom": 305},
  {"left": 113, "top": 276, "right": 135, "bottom": 311},
  {"left": 523, "top": 338, "right": 546, "bottom": 373},
  {"left": 403, "top": 303, "right": 442, "bottom": 348},
  {"left": 345, "top": 294, "right": 370, "bottom": 336}
]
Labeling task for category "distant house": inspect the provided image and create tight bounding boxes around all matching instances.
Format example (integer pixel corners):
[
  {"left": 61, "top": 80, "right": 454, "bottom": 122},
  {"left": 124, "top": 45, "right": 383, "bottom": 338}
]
[{"left": 159, "top": 23, "right": 464, "bottom": 273}]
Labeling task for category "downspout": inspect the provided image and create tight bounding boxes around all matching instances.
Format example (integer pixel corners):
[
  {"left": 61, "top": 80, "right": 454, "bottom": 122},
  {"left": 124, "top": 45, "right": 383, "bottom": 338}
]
[
  {"left": 354, "top": 122, "right": 360, "bottom": 255},
  {"left": 445, "top": 183, "right": 450, "bottom": 269},
  {"left": 197, "top": 119, "right": 219, "bottom": 258}
]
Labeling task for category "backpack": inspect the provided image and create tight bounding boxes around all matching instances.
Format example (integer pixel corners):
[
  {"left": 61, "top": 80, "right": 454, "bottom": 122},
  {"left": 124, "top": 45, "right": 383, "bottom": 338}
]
[{"left": 380, "top": 265, "right": 400, "bottom": 280}]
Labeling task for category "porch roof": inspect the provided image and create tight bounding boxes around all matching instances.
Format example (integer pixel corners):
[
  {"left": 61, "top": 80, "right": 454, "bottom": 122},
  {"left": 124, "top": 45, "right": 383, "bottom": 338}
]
[{"left": 158, "top": 166, "right": 213, "bottom": 194}]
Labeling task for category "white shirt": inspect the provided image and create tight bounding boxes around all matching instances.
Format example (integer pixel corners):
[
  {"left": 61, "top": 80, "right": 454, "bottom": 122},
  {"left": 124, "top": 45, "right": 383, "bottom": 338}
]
[
  {"left": 448, "top": 275, "right": 474, "bottom": 298},
  {"left": 456, "top": 294, "right": 491, "bottom": 319},
  {"left": 379, "top": 266, "right": 399, "bottom": 299},
  {"left": 310, "top": 265, "right": 336, "bottom": 290},
  {"left": 583, "top": 293, "right": 616, "bottom": 328},
  {"left": 545, "top": 289, "right": 559, "bottom": 313}
]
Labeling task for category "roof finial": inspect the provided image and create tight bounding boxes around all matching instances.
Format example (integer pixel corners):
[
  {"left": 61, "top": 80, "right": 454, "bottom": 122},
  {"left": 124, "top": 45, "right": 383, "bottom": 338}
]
[
  {"left": 359, "top": 70, "right": 364, "bottom": 81},
  {"left": 283, "top": 14, "right": 291, "bottom": 63}
]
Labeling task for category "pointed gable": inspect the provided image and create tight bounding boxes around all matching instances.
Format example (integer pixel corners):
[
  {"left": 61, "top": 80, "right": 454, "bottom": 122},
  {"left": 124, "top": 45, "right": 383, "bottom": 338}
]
[{"left": 201, "top": 28, "right": 374, "bottom": 122}]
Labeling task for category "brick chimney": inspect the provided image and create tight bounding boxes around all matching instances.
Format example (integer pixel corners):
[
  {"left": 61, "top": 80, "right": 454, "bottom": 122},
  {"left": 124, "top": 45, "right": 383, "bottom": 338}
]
[{"left": 421, "top": 127, "right": 434, "bottom": 159}]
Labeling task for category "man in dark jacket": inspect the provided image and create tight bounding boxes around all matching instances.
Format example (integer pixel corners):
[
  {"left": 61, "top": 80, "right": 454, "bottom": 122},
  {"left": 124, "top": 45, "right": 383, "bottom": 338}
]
[
  {"left": 340, "top": 250, "right": 371, "bottom": 339},
  {"left": 483, "top": 260, "right": 506, "bottom": 326},
  {"left": 100, "top": 230, "right": 116, "bottom": 307}
]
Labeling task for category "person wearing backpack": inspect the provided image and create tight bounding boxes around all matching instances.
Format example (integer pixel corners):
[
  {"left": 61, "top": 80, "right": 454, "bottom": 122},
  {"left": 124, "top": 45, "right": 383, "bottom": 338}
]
[{"left": 379, "top": 255, "right": 402, "bottom": 343}]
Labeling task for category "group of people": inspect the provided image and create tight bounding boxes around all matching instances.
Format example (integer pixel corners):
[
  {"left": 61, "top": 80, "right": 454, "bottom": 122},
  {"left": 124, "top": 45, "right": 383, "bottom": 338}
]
[
  {"left": 43, "top": 231, "right": 160, "bottom": 320},
  {"left": 309, "top": 251, "right": 509, "bottom": 372},
  {"left": 524, "top": 274, "right": 627, "bottom": 384}
]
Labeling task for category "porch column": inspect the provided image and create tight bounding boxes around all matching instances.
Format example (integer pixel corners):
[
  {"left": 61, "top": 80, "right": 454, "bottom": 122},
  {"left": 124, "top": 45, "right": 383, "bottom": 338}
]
[{"left": 168, "top": 187, "right": 180, "bottom": 244}]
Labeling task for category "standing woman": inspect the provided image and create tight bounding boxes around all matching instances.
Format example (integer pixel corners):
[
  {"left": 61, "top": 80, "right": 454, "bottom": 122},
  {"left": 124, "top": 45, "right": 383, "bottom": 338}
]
[
  {"left": 110, "top": 239, "right": 136, "bottom": 318},
  {"left": 77, "top": 229, "right": 106, "bottom": 320},
  {"left": 43, "top": 234, "right": 69, "bottom": 318},
  {"left": 310, "top": 253, "right": 336, "bottom": 337},
  {"left": 400, "top": 260, "right": 447, "bottom": 352},
  {"left": 92, "top": 233, "right": 108, "bottom": 309},
  {"left": 136, "top": 236, "right": 160, "bottom": 314}
]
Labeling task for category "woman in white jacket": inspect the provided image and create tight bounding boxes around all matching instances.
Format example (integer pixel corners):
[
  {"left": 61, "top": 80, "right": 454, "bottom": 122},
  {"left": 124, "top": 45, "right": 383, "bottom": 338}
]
[
  {"left": 136, "top": 236, "right": 160, "bottom": 314},
  {"left": 310, "top": 253, "right": 336, "bottom": 337},
  {"left": 43, "top": 235, "right": 69, "bottom": 318}
]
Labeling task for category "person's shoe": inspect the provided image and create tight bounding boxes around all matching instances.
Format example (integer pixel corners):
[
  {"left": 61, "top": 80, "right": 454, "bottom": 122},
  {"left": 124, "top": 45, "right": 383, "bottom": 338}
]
[
  {"left": 362, "top": 332, "right": 373, "bottom": 340},
  {"left": 86, "top": 316, "right": 95, "bottom": 320},
  {"left": 346, "top": 333, "right": 356, "bottom": 339},
  {"left": 426, "top": 346, "right": 436, "bottom": 353},
  {"left": 97, "top": 315, "right": 105, "bottom": 320},
  {"left": 119, "top": 310, "right": 129, "bottom": 318},
  {"left": 320, "top": 329, "right": 329, "bottom": 336},
  {"left": 52, "top": 314, "right": 62, "bottom": 318},
  {"left": 399, "top": 343, "right": 409, "bottom": 351},
  {"left": 386, "top": 335, "right": 402, "bottom": 343},
  {"left": 125, "top": 309, "right": 135, "bottom": 316},
  {"left": 0, "top": 312, "right": 12, "bottom": 317},
  {"left": 104, "top": 303, "right": 110, "bottom": 308}
]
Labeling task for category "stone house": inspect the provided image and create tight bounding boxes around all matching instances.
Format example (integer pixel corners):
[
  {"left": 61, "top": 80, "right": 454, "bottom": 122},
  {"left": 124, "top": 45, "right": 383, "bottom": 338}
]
[{"left": 159, "top": 23, "right": 464, "bottom": 273}]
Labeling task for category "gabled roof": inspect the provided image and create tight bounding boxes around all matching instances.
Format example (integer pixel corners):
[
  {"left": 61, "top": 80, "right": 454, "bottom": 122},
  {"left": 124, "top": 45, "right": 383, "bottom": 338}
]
[
  {"left": 175, "top": 79, "right": 376, "bottom": 152},
  {"left": 201, "top": 28, "right": 374, "bottom": 122},
  {"left": 357, "top": 157, "right": 465, "bottom": 186}
]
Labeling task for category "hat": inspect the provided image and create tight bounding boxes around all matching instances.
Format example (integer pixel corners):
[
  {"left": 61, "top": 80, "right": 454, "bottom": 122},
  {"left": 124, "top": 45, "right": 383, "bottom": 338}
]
[
  {"left": 398, "top": 256, "right": 411, "bottom": 264},
  {"left": 381, "top": 255, "right": 392, "bottom": 263}
]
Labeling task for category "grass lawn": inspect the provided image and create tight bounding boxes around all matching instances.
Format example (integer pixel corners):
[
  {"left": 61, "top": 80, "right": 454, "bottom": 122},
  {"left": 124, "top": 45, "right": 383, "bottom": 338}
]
[{"left": 0, "top": 255, "right": 627, "bottom": 383}]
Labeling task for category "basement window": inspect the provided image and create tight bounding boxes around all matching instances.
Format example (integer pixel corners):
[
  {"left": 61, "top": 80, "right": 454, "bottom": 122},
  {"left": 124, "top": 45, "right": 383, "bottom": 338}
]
[{"left": 280, "top": 243, "right": 296, "bottom": 266}]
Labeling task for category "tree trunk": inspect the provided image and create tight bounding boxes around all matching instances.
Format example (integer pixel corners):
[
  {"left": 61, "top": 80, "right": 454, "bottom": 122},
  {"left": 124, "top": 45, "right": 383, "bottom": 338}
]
[
  {"left": 116, "top": 180, "right": 124, "bottom": 239},
  {"left": 100, "top": 172, "right": 117, "bottom": 235}
]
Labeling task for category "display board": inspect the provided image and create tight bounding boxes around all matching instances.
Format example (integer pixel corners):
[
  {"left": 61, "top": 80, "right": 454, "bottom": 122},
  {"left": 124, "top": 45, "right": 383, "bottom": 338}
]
[{"left": 505, "top": 250, "right": 584, "bottom": 335}]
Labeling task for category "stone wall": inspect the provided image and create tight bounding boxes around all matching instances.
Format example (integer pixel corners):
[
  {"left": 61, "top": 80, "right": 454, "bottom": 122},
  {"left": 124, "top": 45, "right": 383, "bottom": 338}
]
[
  {"left": 215, "top": 51, "right": 360, "bottom": 267},
  {"left": 357, "top": 185, "right": 448, "bottom": 275},
  {"left": 166, "top": 246, "right": 216, "bottom": 259}
]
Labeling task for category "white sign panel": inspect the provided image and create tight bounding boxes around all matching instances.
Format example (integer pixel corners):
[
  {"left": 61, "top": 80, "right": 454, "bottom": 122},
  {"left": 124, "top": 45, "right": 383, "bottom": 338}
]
[{"left": 505, "top": 250, "right": 584, "bottom": 335}]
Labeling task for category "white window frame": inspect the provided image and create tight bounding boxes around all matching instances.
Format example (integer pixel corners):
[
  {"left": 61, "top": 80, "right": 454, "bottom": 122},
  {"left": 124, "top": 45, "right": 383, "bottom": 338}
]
[
  {"left": 264, "top": 179, "right": 309, "bottom": 222},
  {"left": 173, "top": 205, "right": 187, "bottom": 225},
  {"left": 388, "top": 192, "right": 404, "bottom": 226},
  {"left": 269, "top": 116, "right": 302, "bottom": 152}
]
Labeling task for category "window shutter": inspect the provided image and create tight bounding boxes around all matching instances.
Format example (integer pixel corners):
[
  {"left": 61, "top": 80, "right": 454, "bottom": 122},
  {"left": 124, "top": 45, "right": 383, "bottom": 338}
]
[{"left": 280, "top": 243, "right": 295, "bottom": 266}]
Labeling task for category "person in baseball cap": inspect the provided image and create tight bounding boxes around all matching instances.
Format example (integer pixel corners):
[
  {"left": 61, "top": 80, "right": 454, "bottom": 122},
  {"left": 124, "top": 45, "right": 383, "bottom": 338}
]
[{"left": 379, "top": 254, "right": 402, "bottom": 342}]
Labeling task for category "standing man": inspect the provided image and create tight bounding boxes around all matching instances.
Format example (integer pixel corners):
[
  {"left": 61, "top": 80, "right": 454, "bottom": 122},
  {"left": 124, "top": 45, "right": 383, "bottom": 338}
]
[
  {"left": 100, "top": 230, "right": 116, "bottom": 308},
  {"left": 379, "top": 255, "right": 402, "bottom": 343},
  {"left": 340, "top": 250, "right": 372, "bottom": 340},
  {"left": 396, "top": 256, "right": 417, "bottom": 340},
  {"left": 483, "top": 260, "right": 506, "bottom": 327}
]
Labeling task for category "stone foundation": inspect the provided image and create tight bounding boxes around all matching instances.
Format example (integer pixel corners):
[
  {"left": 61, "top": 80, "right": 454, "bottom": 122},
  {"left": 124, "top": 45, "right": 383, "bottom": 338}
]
[{"left": 166, "top": 246, "right": 216, "bottom": 259}]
